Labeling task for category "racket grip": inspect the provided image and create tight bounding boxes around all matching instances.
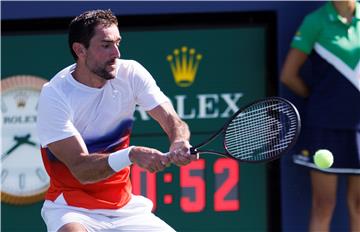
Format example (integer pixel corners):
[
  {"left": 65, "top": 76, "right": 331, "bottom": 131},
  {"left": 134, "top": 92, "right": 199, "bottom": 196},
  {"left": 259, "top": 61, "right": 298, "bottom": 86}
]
[
  {"left": 190, "top": 147, "right": 197, "bottom": 155},
  {"left": 164, "top": 148, "right": 197, "bottom": 156}
]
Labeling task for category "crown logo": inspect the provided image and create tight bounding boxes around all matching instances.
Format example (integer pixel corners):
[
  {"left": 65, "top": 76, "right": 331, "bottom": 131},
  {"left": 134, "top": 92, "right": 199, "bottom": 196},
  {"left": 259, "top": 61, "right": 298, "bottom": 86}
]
[
  {"left": 166, "top": 46, "right": 202, "bottom": 87},
  {"left": 14, "top": 91, "right": 28, "bottom": 108}
]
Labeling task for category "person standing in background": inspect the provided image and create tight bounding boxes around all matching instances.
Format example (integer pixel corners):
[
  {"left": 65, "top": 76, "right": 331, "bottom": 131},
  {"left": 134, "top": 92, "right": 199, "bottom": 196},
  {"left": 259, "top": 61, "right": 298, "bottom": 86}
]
[{"left": 280, "top": 0, "right": 360, "bottom": 231}]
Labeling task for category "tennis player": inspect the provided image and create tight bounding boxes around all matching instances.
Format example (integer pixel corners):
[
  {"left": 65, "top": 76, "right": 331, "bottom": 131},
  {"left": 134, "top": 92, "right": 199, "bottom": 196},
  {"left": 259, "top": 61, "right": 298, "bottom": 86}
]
[{"left": 36, "top": 9, "right": 197, "bottom": 232}]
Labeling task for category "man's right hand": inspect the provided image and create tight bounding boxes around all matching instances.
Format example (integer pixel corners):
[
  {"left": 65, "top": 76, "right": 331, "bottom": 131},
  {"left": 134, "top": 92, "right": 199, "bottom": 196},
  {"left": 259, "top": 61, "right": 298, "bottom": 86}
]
[{"left": 129, "top": 146, "right": 171, "bottom": 173}]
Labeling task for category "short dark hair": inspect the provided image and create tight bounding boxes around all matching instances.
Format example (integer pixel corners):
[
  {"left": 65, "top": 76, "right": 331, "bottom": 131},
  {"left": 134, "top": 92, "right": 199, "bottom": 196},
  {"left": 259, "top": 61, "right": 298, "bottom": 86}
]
[{"left": 68, "top": 9, "right": 118, "bottom": 60}]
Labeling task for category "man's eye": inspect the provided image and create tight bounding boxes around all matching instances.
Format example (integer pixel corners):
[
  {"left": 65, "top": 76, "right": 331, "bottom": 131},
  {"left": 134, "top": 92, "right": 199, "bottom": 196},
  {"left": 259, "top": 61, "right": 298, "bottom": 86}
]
[{"left": 102, "top": 44, "right": 110, "bottom": 48}]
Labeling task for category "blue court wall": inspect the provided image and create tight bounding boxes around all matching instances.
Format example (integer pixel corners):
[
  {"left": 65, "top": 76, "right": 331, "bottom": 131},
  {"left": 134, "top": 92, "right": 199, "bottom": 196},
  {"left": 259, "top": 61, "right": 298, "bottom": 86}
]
[
  {"left": 1, "top": 1, "right": 321, "bottom": 74},
  {"left": 3, "top": 1, "right": 350, "bottom": 232}
]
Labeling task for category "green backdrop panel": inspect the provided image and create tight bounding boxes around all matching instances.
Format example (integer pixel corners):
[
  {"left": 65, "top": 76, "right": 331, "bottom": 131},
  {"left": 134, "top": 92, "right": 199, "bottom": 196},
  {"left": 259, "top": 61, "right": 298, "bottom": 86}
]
[{"left": 2, "top": 25, "right": 268, "bottom": 231}]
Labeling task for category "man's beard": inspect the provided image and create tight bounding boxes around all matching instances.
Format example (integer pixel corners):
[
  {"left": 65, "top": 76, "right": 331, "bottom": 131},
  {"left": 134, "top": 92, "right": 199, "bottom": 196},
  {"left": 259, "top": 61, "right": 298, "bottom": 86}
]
[
  {"left": 93, "top": 68, "right": 115, "bottom": 80},
  {"left": 87, "top": 61, "right": 116, "bottom": 80}
]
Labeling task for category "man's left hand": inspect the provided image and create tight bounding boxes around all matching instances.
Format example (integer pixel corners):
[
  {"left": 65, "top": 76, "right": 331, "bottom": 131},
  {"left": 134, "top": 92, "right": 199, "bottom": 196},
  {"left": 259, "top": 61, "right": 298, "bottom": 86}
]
[{"left": 168, "top": 140, "right": 198, "bottom": 166}]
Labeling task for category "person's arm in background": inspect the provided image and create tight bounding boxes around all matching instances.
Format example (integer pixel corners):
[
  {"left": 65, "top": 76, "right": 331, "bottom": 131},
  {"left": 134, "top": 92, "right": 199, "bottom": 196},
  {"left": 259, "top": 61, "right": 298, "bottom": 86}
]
[
  {"left": 280, "top": 48, "right": 310, "bottom": 98},
  {"left": 281, "top": 7, "right": 323, "bottom": 99}
]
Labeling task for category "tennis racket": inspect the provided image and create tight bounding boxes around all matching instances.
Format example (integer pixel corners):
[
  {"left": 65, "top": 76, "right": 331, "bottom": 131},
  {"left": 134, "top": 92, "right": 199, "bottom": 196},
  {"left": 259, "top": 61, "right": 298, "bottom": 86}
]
[{"left": 189, "top": 97, "right": 301, "bottom": 162}]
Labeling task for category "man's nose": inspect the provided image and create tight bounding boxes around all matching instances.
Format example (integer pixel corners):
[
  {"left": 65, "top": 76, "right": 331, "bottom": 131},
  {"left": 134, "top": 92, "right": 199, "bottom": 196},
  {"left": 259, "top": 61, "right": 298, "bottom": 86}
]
[{"left": 112, "top": 45, "right": 120, "bottom": 58}]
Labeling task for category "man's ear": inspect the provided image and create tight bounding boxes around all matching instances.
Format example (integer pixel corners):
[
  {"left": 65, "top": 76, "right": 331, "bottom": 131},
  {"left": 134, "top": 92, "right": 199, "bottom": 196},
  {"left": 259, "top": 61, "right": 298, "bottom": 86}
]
[{"left": 72, "top": 42, "right": 86, "bottom": 58}]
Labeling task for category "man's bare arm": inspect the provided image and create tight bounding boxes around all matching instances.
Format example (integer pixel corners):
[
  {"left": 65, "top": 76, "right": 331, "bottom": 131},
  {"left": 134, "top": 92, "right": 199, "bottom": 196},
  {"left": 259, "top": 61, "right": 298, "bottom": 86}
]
[
  {"left": 47, "top": 134, "right": 115, "bottom": 184},
  {"left": 147, "top": 101, "right": 190, "bottom": 143},
  {"left": 47, "top": 135, "right": 170, "bottom": 184},
  {"left": 147, "top": 102, "right": 197, "bottom": 165}
]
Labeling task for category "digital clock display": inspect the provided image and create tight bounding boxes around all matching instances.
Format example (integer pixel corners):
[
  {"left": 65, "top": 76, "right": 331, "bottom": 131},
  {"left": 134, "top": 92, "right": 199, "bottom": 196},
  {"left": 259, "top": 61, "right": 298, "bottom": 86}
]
[
  {"left": 132, "top": 158, "right": 240, "bottom": 213},
  {"left": 129, "top": 134, "right": 268, "bottom": 231}
]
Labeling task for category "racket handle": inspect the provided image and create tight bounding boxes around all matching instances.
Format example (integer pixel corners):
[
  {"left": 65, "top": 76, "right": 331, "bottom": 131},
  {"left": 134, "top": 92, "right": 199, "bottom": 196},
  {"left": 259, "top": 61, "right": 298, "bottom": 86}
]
[
  {"left": 164, "top": 148, "right": 198, "bottom": 156},
  {"left": 190, "top": 147, "right": 198, "bottom": 155},
  {"left": 164, "top": 149, "right": 199, "bottom": 160}
]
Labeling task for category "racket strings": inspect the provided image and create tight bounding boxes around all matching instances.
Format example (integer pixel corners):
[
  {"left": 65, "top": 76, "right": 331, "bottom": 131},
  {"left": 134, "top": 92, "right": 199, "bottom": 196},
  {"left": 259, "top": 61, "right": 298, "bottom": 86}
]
[
  {"left": 224, "top": 100, "right": 299, "bottom": 161},
  {"left": 226, "top": 107, "right": 298, "bottom": 141},
  {"left": 227, "top": 111, "right": 279, "bottom": 160}
]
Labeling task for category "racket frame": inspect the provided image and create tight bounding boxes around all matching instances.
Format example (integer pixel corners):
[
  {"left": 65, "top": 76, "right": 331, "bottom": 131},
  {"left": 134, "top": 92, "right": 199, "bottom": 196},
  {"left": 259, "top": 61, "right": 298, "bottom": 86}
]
[{"left": 190, "top": 96, "right": 301, "bottom": 162}]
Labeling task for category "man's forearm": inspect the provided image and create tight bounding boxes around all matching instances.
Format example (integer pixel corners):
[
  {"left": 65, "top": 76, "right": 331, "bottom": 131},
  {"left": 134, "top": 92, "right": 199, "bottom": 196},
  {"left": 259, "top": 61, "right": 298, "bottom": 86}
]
[{"left": 169, "top": 118, "right": 190, "bottom": 143}]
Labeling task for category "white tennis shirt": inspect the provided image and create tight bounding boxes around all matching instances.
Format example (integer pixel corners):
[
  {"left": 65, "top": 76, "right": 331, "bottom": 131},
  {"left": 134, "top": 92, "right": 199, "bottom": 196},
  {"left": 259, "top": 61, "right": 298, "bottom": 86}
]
[
  {"left": 37, "top": 59, "right": 169, "bottom": 148},
  {"left": 36, "top": 59, "right": 170, "bottom": 210}
]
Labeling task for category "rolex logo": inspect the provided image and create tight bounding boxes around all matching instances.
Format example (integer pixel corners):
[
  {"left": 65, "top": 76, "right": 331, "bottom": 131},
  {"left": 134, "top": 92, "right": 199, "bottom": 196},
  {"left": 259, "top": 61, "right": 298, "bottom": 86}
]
[{"left": 166, "top": 46, "right": 202, "bottom": 87}]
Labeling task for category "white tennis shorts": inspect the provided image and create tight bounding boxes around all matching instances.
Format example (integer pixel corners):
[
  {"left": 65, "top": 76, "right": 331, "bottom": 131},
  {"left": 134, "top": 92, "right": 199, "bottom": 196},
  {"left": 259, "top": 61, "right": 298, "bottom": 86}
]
[{"left": 41, "top": 194, "right": 176, "bottom": 232}]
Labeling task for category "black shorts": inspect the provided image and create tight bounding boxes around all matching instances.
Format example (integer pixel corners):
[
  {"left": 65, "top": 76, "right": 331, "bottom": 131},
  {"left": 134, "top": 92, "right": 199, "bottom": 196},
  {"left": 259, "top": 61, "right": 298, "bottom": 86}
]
[{"left": 293, "top": 127, "right": 360, "bottom": 174}]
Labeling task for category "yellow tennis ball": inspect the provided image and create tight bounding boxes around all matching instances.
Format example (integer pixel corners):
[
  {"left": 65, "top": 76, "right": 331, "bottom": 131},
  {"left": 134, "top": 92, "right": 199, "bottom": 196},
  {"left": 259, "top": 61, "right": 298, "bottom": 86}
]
[{"left": 314, "top": 149, "right": 333, "bottom": 169}]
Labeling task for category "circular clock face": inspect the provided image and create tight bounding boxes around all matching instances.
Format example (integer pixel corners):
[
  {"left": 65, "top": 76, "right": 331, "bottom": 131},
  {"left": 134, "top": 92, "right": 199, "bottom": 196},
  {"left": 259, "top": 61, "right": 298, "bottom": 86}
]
[{"left": 1, "top": 75, "right": 50, "bottom": 205}]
